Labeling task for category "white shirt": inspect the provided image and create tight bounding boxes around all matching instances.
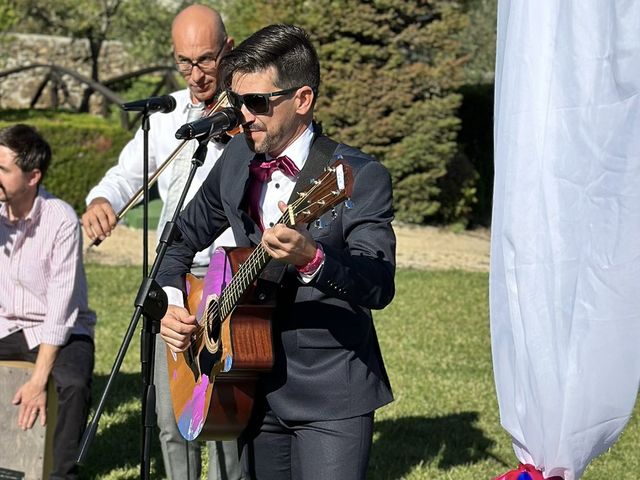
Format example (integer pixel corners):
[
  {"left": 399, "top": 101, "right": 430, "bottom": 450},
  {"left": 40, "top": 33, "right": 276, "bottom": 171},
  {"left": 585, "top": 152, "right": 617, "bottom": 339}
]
[
  {"left": 85, "top": 89, "right": 235, "bottom": 267},
  {"left": 256, "top": 124, "right": 315, "bottom": 229}
]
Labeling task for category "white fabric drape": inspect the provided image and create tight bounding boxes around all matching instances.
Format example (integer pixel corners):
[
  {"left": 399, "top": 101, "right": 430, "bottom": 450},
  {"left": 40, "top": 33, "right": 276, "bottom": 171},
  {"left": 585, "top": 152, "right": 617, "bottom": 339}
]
[{"left": 491, "top": 1, "right": 640, "bottom": 479}]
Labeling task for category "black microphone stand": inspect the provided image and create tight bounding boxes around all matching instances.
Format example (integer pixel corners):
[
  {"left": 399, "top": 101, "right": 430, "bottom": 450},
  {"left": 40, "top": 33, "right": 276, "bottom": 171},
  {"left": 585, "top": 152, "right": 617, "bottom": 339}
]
[
  {"left": 139, "top": 109, "right": 155, "bottom": 480},
  {"left": 76, "top": 116, "right": 212, "bottom": 479}
]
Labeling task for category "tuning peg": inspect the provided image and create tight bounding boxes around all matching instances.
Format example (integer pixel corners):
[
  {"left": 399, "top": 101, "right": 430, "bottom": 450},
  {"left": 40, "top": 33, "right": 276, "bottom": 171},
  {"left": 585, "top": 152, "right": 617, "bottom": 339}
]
[
  {"left": 344, "top": 199, "right": 354, "bottom": 209},
  {"left": 327, "top": 155, "right": 344, "bottom": 171}
]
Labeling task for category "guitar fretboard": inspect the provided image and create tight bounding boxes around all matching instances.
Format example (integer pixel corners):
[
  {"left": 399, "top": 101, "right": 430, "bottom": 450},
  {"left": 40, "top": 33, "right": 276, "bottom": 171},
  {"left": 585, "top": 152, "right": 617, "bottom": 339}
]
[{"left": 203, "top": 161, "right": 350, "bottom": 329}]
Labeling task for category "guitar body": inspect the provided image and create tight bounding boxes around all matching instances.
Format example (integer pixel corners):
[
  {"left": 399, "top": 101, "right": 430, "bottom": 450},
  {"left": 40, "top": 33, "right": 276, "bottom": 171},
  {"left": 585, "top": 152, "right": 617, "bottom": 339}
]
[{"left": 166, "top": 247, "right": 274, "bottom": 441}]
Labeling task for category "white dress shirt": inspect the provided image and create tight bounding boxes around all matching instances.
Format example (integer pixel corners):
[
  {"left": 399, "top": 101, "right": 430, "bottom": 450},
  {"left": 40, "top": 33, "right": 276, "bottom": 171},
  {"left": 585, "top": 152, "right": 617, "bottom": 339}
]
[
  {"left": 256, "top": 124, "right": 315, "bottom": 229},
  {"left": 85, "top": 89, "right": 235, "bottom": 267}
]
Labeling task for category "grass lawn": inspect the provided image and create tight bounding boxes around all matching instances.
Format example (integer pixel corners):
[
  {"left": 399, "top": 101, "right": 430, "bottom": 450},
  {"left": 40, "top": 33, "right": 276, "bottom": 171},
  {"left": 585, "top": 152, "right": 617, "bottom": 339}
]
[
  {"left": 82, "top": 265, "right": 639, "bottom": 479},
  {"left": 122, "top": 197, "right": 163, "bottom": 230}
]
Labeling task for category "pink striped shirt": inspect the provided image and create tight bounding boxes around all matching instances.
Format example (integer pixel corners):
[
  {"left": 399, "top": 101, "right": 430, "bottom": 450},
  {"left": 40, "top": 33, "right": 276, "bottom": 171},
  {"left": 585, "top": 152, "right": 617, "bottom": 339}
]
[{"left": 0, "top": 188, "right": 95, "bottom": 349}]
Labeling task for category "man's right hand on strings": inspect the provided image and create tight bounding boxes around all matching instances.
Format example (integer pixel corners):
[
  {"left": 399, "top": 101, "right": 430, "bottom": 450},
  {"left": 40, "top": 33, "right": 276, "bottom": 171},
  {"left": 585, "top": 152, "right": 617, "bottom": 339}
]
[{"left": 161, "top": 305, "right": 198, "bottom": 353}]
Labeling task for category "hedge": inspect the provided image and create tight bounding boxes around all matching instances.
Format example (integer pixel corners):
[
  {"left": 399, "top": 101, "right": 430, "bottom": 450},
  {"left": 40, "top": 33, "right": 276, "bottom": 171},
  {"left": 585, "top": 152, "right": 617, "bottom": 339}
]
[{"left": 0, "top": 109, "right": 131, "bottom": 215}]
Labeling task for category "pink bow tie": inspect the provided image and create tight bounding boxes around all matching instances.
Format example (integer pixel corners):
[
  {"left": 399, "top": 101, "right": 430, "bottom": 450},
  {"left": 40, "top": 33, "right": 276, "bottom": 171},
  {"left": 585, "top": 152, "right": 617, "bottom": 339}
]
[{"left": 249, "top": 155, "right": 300, "bottom": 183}]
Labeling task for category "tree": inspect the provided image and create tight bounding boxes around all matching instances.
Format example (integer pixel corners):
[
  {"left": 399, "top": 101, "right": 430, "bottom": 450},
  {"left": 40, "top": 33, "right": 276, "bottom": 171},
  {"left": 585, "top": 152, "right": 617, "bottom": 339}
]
[
  {"left": 6, "top": 0, "right": 475, "bottom": 225},
  {"left": 222, "top": 1, "right": 471, "bottom": 224},
  {"left": 0, "top": 2, "right": 18, "bottom": 60},
  {"left": 455, "top": 0, "right": 497, "bottom": 226},
  {"left": 220, "top": 0, "right": 294, "bottom": 42},
  {"left": 8, "top": 0, "right": 196, "bottom": 110},
  {"left": 459, "top": 0, "right": 497, "bottom": 84},
  {"left": 0, "top": 3, "right": 17, "bottom": 31}
]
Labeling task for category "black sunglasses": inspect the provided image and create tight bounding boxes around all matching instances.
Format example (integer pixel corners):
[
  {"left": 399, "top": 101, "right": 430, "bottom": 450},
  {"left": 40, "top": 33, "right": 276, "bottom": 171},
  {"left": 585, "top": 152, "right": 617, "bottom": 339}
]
[{"left": 226, "top": 87, "right": 301, "bottom": 114}]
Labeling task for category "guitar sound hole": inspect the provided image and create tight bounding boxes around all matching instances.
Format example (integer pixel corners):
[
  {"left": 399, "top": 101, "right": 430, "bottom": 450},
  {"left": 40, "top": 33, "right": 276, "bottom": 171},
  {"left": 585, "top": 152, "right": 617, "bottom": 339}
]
[
  {"left": 206, "top": 316, "right": 221, "bottom": 353},
  {"left": 199, "top": 349, "right": 222, "bottom": 379},
  {"left": 210, "top": 321, "right": 220, "bottom": 342}
]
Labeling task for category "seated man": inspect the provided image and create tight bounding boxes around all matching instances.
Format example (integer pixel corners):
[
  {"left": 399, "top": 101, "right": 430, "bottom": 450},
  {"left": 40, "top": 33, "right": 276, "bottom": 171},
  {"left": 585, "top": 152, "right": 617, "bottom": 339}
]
[{"left": 0, "top": 124, "right": 95, "bottom": 480}]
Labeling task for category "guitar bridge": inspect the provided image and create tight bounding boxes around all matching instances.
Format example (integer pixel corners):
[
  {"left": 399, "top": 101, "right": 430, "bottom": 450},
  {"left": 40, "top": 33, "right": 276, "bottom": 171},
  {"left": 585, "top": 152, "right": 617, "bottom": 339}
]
[{"left": 184, "top": 339, "right": 201, "bottom": 382}]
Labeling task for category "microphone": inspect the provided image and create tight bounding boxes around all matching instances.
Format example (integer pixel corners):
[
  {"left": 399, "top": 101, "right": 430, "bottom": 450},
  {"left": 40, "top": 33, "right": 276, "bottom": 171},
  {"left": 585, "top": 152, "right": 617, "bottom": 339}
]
[
  {"left": 121, "top": 95, "right": 177, "bottom": 113},
  {"left": 175, "top": 107, "right": 241, "bottom": 140}
]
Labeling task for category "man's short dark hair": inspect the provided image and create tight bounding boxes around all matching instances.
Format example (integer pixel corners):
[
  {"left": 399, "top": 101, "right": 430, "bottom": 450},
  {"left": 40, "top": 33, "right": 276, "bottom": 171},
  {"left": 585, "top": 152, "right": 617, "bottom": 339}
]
[
  {"left": 0, "top": 124, "right": 51, "bottom": 178},
  {"left": 219, "top": 24, "right": 320, "bottom": 94}
]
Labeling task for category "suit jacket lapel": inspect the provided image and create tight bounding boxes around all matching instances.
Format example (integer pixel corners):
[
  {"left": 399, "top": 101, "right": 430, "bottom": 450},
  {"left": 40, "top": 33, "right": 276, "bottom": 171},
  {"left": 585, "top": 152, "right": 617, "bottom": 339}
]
[
  {"left": 237, "top": 133, "right": 339, "bottom": 243},
  {"left": 225, "top": 148, "right": 261, "bottom": 246},
  {"left": 287, "top": 133, "right": 339, "bottom": 204}
]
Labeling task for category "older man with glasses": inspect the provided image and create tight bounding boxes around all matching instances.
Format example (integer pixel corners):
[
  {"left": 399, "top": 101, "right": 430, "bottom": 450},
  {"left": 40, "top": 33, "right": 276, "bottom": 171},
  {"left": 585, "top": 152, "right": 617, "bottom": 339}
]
[{"left": 82, "top": 5, "right": 243, "bottom": 480}]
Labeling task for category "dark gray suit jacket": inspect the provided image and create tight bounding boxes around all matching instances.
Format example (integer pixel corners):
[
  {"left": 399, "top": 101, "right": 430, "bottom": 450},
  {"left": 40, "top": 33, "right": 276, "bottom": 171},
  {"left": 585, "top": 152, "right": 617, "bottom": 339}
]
[{"left": 157, "top": 132, "right": 395, "bottom": 421}]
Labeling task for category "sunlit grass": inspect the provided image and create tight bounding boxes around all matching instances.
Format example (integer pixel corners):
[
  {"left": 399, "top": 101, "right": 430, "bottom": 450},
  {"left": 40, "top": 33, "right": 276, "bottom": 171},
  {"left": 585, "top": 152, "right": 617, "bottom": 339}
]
[{"left": 82, "top": 265, "right": 639, "bottom": 479}]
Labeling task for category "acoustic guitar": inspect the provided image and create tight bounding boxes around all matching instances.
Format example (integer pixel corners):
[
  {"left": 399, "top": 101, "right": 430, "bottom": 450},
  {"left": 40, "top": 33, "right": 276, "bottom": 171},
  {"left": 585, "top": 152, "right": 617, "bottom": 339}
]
[{"left": 167, "top": 159, "right": 354, "bottom": 441}]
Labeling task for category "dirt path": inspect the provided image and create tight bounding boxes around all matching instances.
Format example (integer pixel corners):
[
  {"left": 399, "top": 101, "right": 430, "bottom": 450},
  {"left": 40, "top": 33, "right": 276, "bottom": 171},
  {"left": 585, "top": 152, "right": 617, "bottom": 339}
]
[
  {"left": 393, "top": 224, "right": 490, "bottom": 272},
  {"left": 84, "top": 224, "right": 490, "bottom": 272}
]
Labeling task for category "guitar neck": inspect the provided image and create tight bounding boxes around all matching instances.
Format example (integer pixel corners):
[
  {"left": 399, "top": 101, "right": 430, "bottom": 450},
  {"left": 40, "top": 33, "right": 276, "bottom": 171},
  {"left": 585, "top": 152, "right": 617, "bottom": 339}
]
[
  {"left": 208, "top": 160, "right": 353, "bottom": 323},
  {"left": 214, "top": 196, "right": 305, "bottom": 320},
  {"left": 218, "top": 245, "right": 271, "bottom": 320}
]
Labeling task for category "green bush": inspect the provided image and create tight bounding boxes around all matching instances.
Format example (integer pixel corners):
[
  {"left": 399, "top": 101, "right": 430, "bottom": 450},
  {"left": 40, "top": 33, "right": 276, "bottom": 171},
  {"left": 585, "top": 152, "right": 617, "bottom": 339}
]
[
  {"left": 0, "top": 109, "right": 131, "bottom": 215},
  {"left": 223, "top": 1, "right": 474, "bottom": 226}
]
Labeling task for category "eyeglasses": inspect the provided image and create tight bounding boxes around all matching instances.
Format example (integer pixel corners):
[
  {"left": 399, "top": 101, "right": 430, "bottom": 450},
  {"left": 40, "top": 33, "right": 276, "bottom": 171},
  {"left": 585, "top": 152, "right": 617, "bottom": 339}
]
[
  {"left": 226, "top": 87, "right": 301, "bottom": 114},
  {"left": 175, "top": 40, "right": 227, "bottom": 75}
]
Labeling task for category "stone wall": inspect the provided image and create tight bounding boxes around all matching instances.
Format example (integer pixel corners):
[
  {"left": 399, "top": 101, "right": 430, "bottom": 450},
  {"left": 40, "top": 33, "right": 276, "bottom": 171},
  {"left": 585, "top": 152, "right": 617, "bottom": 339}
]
[{"left": 0, "top": 33, "right": 134, "bottom": 112}]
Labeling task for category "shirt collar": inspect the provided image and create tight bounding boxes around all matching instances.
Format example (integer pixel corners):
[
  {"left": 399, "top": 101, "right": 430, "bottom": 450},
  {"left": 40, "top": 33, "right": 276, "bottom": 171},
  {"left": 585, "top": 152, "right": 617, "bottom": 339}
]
[
  {"left": 0, "top": 187, "right": 46, "bottom": 225},
  {"left": 267, "top": 123, "right": 314, "bottom": 172},
  {"left": 183, "top": 101, "right": 205, "bottom": 115}
]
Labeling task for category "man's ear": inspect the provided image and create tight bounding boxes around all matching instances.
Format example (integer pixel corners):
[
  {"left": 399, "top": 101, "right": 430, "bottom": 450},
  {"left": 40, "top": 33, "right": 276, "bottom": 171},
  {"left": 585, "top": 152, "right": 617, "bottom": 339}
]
[
  {"left": 26, "top": 169, "right": 42, "bottom": 187},
  {"left": 295, "top": 86, "right": 315, "bottom": 115}
]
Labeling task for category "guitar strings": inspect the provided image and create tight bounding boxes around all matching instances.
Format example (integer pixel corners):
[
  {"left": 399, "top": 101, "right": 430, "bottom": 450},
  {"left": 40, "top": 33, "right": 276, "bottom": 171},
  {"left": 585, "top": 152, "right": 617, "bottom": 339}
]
[
  {"left": 213, "top": 187, "right": 337, "bottom": 322},
  {"left": 195, "top": 166, "right": 344, "bottom": 342},
  {"left": 205, "top": 183, "right": 322, "bottom": 320},
  {"left": 192, "top": 187, "right": 338, "bottom": 346},
  {"left": 211, "top": 185, "right": 341, "bottom": 325}
]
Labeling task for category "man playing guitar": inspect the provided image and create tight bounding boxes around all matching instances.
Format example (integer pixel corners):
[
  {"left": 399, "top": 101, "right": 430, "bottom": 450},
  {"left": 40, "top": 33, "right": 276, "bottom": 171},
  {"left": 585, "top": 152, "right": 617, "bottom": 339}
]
[{"left": 158, "top": 24, "right": 396, "bottom": 480}]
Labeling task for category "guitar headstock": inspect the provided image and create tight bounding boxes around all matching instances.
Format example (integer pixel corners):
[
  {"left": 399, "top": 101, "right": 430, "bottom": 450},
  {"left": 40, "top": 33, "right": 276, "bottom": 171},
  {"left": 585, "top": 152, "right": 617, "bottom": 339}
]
[{"left": 283, "top": 157, "right": 354, "bottom": 227}]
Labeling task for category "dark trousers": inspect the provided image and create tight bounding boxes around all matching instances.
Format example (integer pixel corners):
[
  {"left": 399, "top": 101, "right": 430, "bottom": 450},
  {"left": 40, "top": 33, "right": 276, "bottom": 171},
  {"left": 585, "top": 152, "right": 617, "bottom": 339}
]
[
  {"left": 0, "top": 331, "right": 94, "bottom": 480},
  {"left": 240, "top": 406, "right": 374, "bottom": 480}
]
